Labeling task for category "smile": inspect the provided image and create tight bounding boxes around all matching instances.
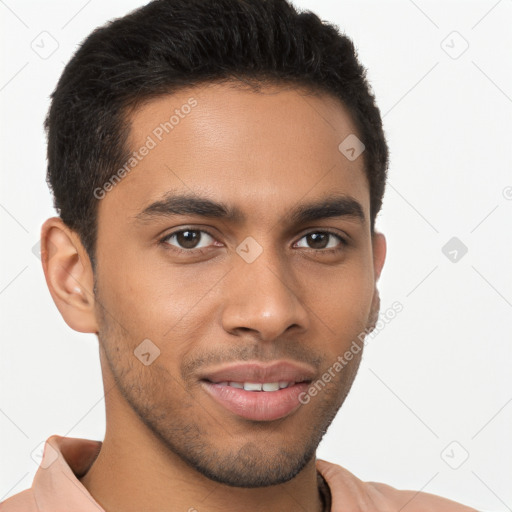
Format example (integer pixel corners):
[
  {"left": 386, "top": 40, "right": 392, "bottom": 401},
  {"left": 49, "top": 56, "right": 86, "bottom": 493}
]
[{"left": 199, "top": 360, "right": 316, "bottom": 421}]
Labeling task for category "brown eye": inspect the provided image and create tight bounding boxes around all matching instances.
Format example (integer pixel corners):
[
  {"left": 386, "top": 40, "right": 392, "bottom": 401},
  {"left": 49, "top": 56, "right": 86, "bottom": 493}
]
[
  {"left": 295, "top": 231, "right": 346, "bottom": 251},
  {"left": 162, "top": 229, "right": 216, "bottom": 251}
]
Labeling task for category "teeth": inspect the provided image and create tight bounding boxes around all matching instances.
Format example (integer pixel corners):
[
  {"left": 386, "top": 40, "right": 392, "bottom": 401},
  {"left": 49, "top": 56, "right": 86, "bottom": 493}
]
[
  {"left": 212, "top": 380, "right": 295, "bottom": 391},
  {"left": 215, "top": 381, "right": 294, "bottom": 391},
  {"left": 244, "top": 382, "right": 262, "bottom": 391}
]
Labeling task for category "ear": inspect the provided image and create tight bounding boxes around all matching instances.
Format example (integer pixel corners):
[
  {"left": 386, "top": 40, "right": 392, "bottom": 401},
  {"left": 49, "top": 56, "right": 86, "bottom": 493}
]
[
  {"left": 367, "top": 231, "right": 386, "bottom": 330},
  {"left": 372, "top": 231, "right": 386, "bottom": 283},
  {"left": 40, "top": 217, "right": 98, "bottom": 333}
]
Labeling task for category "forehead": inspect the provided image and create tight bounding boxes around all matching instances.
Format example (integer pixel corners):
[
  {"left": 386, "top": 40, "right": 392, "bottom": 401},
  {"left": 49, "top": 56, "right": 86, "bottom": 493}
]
[{"left": 99, "top": 82, "right": 370, "bottom": 227}]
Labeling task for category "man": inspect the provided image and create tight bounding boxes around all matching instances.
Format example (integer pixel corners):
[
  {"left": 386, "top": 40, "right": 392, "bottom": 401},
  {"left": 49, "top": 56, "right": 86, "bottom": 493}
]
[{"left": 1, "top": 0, "right": 479, "bottom": 510}]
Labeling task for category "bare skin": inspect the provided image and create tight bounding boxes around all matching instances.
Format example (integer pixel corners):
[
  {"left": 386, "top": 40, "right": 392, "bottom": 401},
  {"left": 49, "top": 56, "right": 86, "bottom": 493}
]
[{"left": 41, "top": 82, "right": 386, "bottom": 512}]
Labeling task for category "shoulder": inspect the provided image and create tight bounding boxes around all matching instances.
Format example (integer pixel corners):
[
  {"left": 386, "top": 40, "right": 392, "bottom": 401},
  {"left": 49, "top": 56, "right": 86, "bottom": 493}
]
[
  {"left": 316, "top": 459, "right": 479, "bottom": 512},
  {"left": 0, "top": 489, "right": 38, "bottom": 511},
  {"left": 366, "top": 480, "right": 479, "bottom": 511}
]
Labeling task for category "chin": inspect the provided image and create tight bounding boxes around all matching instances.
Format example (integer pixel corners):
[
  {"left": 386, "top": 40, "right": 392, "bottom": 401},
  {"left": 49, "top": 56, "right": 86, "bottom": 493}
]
[{"left": 172, "top": 437, "right": 319, "bottom": 488}]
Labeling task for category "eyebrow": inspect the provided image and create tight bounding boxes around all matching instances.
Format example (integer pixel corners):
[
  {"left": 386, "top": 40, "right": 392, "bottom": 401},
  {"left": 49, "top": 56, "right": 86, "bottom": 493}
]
[{"left": 134, "top": 192, "right": 366, "bottom": 226}]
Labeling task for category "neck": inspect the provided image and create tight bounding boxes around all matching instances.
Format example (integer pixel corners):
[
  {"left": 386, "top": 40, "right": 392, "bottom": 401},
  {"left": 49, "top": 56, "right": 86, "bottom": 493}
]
[{"left": 79, "top": 385, "right": 326, "bottom": 512}]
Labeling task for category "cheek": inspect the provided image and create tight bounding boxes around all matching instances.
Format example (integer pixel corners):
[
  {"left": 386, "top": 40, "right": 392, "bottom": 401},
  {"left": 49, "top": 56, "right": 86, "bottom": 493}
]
[
  {"left": 313, "top": 257, "right": 374, "bottom": 308},
  {"left": 95, "top": 254, "right": 211, "bottom": 376},
  {"left": 95, "top": 248, "right": 178, "bottom": 333},
  {"left": 314, "top": 261, "right": 375, "bottom": 347}
]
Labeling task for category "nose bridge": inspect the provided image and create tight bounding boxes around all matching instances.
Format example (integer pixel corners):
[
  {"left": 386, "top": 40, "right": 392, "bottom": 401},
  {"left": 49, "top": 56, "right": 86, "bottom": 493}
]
[{"left": 221, "top": 237, "right": 308, "bottom": 339}]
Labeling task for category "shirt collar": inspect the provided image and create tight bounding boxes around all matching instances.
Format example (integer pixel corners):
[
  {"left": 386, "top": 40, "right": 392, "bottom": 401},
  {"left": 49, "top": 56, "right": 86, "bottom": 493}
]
[
  {"left": 32, "top": 435, "right": 104, "bottom": 511},
  {"left": 33, "top": 435, "right": 334, "bottom": 512}
]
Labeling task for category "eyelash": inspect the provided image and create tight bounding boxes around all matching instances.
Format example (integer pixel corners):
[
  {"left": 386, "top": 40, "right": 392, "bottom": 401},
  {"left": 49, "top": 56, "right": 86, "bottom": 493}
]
[{"left": 159, "top": 228, "right": 348, "bottom": 256}]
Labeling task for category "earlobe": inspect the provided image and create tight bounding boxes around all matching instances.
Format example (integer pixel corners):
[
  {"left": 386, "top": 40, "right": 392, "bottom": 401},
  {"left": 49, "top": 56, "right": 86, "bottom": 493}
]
[
  {"left": 40, "top": 217, "right": 98, "bottom": 334},
  {"left": 366, "top": 231, "right": 386, "bottom": 332}
]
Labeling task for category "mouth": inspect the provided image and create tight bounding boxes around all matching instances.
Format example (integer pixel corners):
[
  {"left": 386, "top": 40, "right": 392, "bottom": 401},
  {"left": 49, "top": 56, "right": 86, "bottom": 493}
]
[
  {"left": 204, "top": 380, "right": 302, "bottom": 391},
  {"left": 199, "top": 361, "right": 315, "bottom": 422}
]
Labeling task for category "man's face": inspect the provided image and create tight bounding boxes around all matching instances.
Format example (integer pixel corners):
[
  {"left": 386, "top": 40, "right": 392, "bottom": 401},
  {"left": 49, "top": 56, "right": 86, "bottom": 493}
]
[{"left": 93, "top": 82, "right": 384, "bottom": 487}]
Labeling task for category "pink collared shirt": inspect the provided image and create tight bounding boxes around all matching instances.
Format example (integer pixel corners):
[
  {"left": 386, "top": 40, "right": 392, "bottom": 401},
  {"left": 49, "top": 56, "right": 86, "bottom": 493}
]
[{"left": 0, "top": 435, "right": 480, "bottom": 511}]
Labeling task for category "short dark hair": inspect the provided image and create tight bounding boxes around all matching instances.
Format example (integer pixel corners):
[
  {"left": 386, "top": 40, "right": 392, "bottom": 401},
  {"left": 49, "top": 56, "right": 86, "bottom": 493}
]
[{"left": 45, "top": 0, "right": 388, "bottom": 268}]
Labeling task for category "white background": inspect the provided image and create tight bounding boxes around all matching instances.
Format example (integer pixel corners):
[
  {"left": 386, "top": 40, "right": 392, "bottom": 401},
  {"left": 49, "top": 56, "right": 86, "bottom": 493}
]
[{"left": 1, "top": 1, "right": 511, "bottom": 510}]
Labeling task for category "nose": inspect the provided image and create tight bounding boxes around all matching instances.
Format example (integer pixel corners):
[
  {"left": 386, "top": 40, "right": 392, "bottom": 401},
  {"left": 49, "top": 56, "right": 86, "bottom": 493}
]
[{"left": 220, "top": 246, "right": 310, "bottom": 342}]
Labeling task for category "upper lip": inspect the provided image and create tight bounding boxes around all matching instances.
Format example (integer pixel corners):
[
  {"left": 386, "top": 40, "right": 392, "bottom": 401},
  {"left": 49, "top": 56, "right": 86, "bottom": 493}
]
[{"left": 199, "top": 360, "right": 316, "bottom": 384}]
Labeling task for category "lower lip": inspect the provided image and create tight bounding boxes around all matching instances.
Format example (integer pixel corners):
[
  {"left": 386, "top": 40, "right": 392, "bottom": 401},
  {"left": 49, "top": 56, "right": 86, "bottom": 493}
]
[{"left": 201, "top": 381, "right": 310, "bottom": 421}]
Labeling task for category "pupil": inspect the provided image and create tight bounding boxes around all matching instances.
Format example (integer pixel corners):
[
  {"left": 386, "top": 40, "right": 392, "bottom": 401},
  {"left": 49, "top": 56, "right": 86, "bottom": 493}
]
[
  {"left": 308, "top": 233, "right": 327, "bottom": 249},
  {"left": 178, "top": 230, "right": 199, "bottom": 249}
]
